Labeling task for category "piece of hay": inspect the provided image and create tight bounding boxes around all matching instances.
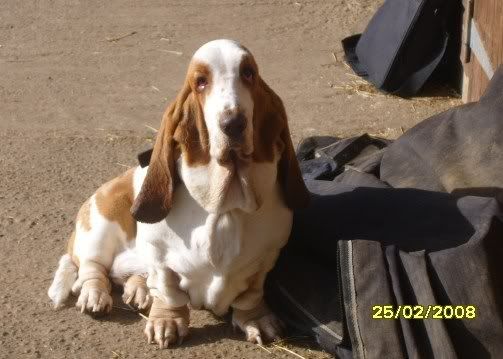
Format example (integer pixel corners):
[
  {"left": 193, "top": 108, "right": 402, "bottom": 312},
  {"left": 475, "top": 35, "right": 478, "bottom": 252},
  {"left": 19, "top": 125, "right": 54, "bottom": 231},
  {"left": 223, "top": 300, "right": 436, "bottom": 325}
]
[
  {"left": 106, "top": 31, "right": 137, "bottom": 42},
  {"left": 331, "top": 52, "right": 340, "bottom": 64},
  {"left": 332, "top": 78, "right": 382, "bottom": 98},
  {"left": 160, "top": 49, "right": 183, "bottom": 56},
  {"left": 272, "top": 343, "right": 307, "bottom": 359},
  {"left": 144, "top": 124, "right": 158, "bottom": 133},
  {"left": 256, "top": 344, "right": 272, "bottom": 354},
  {"left": 115, "top": 163, "right": 130, "bottom": 168},
  {"left": 111, "top": 350, "right": 124, "bottom": 358}
]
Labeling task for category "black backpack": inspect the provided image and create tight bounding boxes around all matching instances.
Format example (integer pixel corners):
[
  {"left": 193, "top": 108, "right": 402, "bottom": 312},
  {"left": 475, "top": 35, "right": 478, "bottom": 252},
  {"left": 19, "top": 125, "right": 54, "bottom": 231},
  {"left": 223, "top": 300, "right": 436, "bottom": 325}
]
[{"left": 342, "top": 0, "right": 461, "bottom": 97}]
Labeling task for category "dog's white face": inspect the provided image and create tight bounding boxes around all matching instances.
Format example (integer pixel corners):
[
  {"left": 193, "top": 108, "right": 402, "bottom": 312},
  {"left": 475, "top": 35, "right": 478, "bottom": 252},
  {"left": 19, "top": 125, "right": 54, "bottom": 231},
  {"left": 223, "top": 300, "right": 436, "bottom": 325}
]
[
  {"left": 131, "top": 39, "right": 309, "bottom": 223},
  {"left": 191, "top": 39, "right": 255, "bottom": 163}
]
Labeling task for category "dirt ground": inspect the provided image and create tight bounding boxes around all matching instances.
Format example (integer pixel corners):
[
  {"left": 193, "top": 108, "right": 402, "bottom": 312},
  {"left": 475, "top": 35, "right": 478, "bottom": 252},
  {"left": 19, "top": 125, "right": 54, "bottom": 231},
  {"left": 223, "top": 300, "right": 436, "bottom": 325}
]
[{"left": 0, "top": 1, "right": 461, "bottom": 358}]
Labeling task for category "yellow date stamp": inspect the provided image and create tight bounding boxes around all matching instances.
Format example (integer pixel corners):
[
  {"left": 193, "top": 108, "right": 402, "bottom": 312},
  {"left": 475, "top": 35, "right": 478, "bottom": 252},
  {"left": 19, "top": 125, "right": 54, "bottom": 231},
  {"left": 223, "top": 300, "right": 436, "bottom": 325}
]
[{"left": 372, "top": 305, "right": 477, "bottom": 319}]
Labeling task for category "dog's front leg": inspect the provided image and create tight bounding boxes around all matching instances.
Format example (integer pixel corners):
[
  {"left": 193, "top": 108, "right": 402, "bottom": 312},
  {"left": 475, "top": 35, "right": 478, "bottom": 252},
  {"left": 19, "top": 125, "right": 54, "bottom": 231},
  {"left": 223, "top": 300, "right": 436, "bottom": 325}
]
[
  {"left": 231, "top": 269, "right": 283, "bottom": 344},
  {"left": 145, "top": 298, "right": 189, "bottom": 349},
  {"left": 145, "top": 268, "right": 190, "bottom": 349},
  {"left": 122, "top": 274, "right": 152, "bottom": 310}
]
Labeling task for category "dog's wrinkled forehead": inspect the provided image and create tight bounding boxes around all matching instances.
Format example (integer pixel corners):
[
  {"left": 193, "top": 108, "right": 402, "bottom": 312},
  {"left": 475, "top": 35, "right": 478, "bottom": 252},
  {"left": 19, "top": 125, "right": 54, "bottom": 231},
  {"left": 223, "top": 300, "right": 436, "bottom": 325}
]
[{"left": 192, "top": 39, "right": 249, "bottom": 74}]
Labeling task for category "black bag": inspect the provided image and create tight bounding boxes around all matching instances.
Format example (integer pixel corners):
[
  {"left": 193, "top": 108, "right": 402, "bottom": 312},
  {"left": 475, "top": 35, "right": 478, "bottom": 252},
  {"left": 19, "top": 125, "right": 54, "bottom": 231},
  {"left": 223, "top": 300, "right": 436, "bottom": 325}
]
[
  {"left": 265, "top": 67, "right": 503, "bottom": 358},
  {"left": 342, "top": 0, "right": 457, "bottom": 97}
]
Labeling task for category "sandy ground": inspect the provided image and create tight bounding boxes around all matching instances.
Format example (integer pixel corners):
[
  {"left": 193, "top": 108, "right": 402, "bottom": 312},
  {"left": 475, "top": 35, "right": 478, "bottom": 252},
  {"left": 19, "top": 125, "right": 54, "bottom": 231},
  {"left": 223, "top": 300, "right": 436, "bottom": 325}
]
[{"left": 0, "top": 1, "right": 461, "bottom": 358}]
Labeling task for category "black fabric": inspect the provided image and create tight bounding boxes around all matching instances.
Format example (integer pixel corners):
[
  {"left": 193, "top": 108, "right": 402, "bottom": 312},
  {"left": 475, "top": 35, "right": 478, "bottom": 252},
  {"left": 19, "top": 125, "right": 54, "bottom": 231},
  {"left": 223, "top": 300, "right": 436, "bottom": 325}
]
[
  {"left": 265, "top": 67, "right": 503, "bottom": 358},
  {"left": 138, "top": 148, "right": 153, "bottom": 168},
  {"left": 342, "top": 0, "right": 460, "bottom": 97},
  {"left": 381, "top": 67, "right": 503, "bottom": 200}
]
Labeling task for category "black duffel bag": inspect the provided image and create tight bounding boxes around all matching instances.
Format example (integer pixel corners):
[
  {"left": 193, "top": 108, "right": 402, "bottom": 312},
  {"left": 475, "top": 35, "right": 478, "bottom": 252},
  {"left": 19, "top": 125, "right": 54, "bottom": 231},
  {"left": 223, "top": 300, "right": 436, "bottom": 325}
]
[{"left": 342, "top": 0, "right": 460, "bottom": 97}]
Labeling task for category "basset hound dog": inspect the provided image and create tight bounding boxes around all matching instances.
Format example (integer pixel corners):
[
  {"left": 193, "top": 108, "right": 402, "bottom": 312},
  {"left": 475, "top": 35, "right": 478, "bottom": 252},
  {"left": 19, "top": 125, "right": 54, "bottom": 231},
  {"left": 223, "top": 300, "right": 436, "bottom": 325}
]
[{"left": 48, "top": 39, "right": 309, "bottom": 348}]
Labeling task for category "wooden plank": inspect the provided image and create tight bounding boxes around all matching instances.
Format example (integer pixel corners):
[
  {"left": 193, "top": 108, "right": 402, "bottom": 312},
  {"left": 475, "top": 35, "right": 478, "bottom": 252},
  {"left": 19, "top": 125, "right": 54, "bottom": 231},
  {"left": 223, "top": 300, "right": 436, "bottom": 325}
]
[
  {"left": 460, "top": 0, "right": 473, "bottom": 64},
  {"left": 462, "top": 0, "right": 503, "bottom": 102},
  {"left": 461, "top": 0, "right": 473, "bottom": 102},
  {"left": 474, "top": 0, "right": 503, "bottom": 69},
  {"left": 466, "top": 55, "right": 490, "bottom": 103}
]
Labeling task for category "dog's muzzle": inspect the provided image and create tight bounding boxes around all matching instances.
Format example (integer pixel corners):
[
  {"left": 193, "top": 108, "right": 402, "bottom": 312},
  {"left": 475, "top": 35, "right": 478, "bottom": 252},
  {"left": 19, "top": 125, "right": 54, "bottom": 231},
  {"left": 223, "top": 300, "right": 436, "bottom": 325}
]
[{"left": 219, "top": 112, "right": 246, "bottom": 143}]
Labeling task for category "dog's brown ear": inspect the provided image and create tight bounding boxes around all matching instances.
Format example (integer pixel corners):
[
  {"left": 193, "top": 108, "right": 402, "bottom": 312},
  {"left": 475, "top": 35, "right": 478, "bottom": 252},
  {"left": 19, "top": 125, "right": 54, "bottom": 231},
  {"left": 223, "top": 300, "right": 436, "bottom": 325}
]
[
  {"left": 131, "top": 84, "right": 191, "bottom": 223},
  {"left": 254, "top": 78, "right": 309, "bottom": 209},
  {"left": 277, "top": 107, "right": 310, "bottom": 209}
]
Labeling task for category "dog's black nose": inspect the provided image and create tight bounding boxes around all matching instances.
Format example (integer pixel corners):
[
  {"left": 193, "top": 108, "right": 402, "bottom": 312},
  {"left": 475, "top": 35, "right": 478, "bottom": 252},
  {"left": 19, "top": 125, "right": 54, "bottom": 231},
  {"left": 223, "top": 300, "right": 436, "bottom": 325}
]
[{"left": 220, "top": 113, "right": 246, "bottom": 140}]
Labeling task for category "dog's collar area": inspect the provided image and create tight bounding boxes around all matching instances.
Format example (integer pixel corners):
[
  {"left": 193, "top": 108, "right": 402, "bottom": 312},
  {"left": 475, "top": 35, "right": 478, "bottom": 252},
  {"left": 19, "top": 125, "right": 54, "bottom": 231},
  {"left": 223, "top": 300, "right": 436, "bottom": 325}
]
[
  {"left": 138, "top": 148, "right": 252, "bottom": 169},
  {"left": 138, "top": 148, "right": 153, "bottom": 168}
]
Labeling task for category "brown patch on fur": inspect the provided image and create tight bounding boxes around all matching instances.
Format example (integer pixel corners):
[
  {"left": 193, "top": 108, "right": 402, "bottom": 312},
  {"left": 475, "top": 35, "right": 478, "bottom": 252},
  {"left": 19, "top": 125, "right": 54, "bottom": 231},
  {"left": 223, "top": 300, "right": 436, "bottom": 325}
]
[
  {"left": 242, "top": 52, "right": 309, "bottom": 209},
  {"left": 78, "top": 198, "right": 92, "bottom": 231},
  {"left": 179, "top": 62, "right": 211, "bottom": 166},
  {"left": 251, "top": 79, "right": 288, "bottom": 163},
  {"left": 175, "top": 92, "right": 211, "bottom": 166},
  {"left": 190, "top": 62, "right": 213, "bottom": 100},
  {"left": 131, "top": 62, "right": 212, "bottom": 223},
  {"left": 67, "top": 198, "right": 92, "bottom": 266},
  {"left": 95, "top": 167, "right": 137, "bottom": 239},
  {"left": 239, "top": 52, "right": 259, "bottom": 90}
]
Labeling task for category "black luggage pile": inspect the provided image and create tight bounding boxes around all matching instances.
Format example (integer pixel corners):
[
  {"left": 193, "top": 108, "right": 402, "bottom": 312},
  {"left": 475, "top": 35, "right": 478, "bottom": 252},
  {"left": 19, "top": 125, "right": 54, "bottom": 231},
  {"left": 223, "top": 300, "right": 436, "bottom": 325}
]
[{"left": 265, "top": 68, "right": 503, "bottom": 358}]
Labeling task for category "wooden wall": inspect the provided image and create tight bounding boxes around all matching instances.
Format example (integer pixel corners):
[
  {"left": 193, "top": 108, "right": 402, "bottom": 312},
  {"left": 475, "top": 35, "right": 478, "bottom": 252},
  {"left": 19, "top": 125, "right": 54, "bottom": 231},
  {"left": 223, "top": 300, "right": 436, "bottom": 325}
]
[{"left": 462, "top": 0, "right": 503, "bottom": 102}]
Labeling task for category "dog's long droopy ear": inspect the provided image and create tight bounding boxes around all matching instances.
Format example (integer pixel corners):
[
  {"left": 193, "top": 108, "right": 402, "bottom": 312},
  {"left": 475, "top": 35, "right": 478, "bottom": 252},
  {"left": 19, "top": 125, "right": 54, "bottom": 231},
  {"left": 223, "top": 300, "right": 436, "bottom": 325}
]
[
  {"left": 131, "top": 84, "right": 191, "bottom": 223},
  {"left": 277, "top": 106, "right": 310, "bottom": 209},
  {"left": 256, "top": 79, "right": 310, "bottom": 209}
]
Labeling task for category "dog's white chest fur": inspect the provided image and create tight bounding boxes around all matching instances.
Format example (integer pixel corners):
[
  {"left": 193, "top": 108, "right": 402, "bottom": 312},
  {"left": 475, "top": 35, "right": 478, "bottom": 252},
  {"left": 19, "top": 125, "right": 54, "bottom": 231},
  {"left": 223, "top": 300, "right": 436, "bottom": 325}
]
[{"left": 134, "top": 165, "right": 292, "bottom": 314}]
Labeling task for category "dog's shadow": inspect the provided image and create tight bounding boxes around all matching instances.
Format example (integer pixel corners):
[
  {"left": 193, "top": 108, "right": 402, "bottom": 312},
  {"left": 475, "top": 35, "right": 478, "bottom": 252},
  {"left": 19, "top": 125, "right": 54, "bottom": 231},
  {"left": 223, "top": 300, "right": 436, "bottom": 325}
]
[
  {"left": 107, "top": 293, "right": 243, "bottom": 345},
  {"left": 97, "top": 291, "right": 237, "bottom": 342},
  {"left": 102, "top": 291, "right": 147, "bottom": 325},
  {"left": 66, "top": 291, "right": 321, "bottom": 350},
  {"left": 61, "top": 291, "right": 144, "bottom": 326},
  {"left": 179, "top": 312, "right": 320, "bottom": 350},
  {"left": 181, "top": 322, "right": 321, "bottom": 352}
]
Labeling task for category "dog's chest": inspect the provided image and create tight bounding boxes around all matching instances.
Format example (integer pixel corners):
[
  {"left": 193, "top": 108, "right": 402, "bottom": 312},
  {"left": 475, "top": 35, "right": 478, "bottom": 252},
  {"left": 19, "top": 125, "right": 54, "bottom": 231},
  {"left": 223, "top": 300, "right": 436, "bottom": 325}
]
[
  {"left": 137, "top": 188, "right": 257, "bottom": 309},
  {"left": 133, "top": 165, "right": 292, "bottom": 312},
  {"left": 164, "top": 210, "right": 246, "bottom": 311},
  {"left": 137, "top": 187, "right": 291, "bottom": 312},
  {"left": 167, "top": 210, "right": 244, "bottom": 275}
]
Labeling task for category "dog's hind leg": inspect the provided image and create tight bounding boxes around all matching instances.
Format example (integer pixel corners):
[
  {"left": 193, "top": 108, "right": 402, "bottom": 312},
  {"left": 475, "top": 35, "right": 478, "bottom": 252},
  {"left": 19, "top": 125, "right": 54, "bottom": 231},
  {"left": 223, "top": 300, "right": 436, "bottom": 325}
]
[
  {"left": 73, "top": 168, "right": 138, "bottom": 315},
  {"left": 48, "top": 168, "right": 138, "bottom": 315},
  {"left": 47, "top": 252, "right": 78, "bottom": 309},
  {"left": 70, "top": 196, "right": 125, "bottom": 315}
]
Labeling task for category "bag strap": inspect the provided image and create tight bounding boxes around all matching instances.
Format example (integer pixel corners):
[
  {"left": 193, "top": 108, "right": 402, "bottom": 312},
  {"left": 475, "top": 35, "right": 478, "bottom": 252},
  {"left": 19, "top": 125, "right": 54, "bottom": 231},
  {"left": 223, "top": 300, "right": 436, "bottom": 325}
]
[{"left": 342, "top": 34, "right": 367, "bottom": 77}]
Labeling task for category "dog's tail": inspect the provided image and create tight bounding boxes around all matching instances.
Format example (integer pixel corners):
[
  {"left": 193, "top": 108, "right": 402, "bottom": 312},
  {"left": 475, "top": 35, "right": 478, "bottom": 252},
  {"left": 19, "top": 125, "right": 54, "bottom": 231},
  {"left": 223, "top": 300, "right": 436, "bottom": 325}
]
[{"left": 47, "top": 254, "right": 78, "bottom": 309}]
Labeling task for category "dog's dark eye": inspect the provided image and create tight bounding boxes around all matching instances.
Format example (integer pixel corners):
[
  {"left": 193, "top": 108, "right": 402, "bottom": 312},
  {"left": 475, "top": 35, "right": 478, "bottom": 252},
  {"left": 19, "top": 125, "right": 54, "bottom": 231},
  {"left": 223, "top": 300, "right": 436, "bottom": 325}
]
[
  {"left": 196, "top": 76, "right": 207, "bottom": 91},
  {"left": 242, "top": 67, "right": 254, "bottom": 82}
]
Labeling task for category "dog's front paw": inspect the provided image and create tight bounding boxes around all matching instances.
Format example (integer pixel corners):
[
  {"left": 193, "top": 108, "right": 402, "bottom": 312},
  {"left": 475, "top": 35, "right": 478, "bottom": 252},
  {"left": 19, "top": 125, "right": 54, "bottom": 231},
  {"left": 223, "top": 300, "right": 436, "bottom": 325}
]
[
  {"left": 76, "top": 279, "right": 112, "bottom": 315},
  {"left": 122, "top": 275, "right": 151, "bottom": 310},
  {"left": 232, "top": 301, "right": 283, "bottom": 345},
  {"left": 145, "top": 298, "right": 189, "bottom": 349}
]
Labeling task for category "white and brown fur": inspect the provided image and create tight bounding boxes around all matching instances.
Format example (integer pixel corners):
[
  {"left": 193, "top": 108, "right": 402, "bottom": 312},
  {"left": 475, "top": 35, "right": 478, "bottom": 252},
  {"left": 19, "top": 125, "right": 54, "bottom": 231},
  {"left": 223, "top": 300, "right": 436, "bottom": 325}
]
[{"left": 48, "top": 39, "right": 309, "bottom": 348}]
